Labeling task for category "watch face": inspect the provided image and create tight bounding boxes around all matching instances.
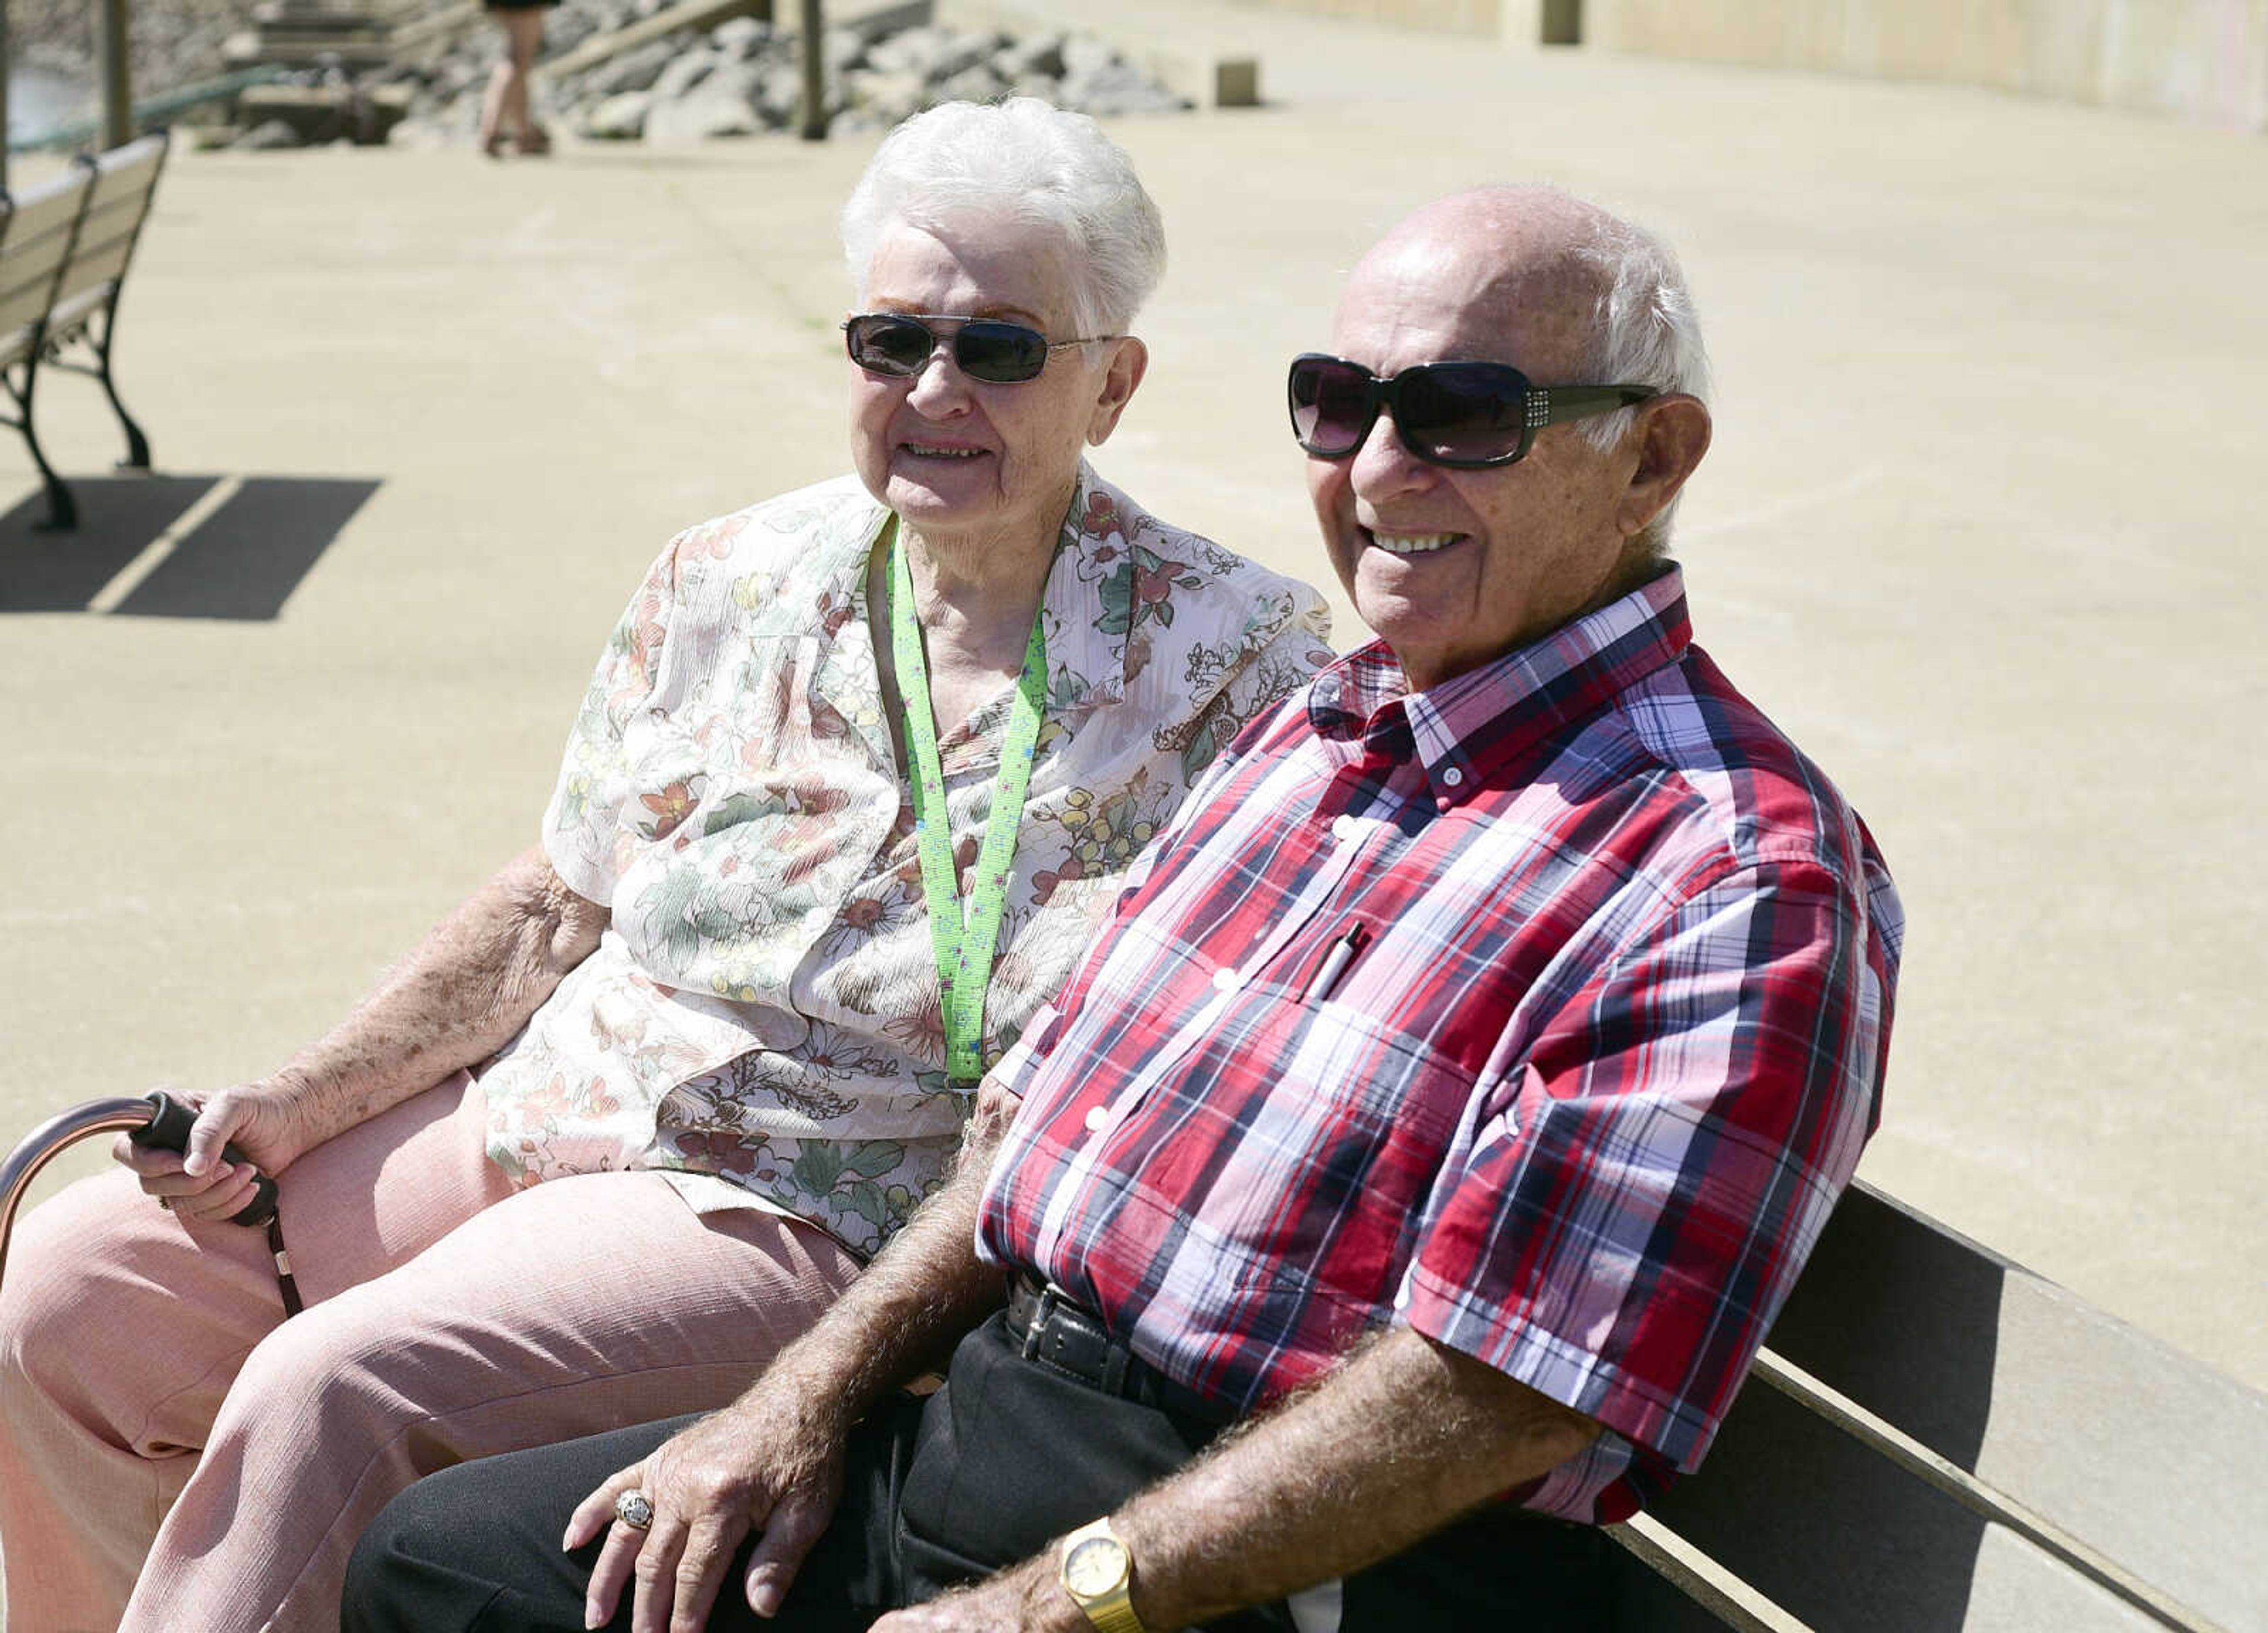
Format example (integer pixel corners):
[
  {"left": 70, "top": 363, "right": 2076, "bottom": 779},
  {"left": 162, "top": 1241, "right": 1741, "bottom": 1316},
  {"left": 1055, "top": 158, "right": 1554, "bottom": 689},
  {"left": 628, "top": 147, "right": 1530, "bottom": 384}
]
[{"left": 1064, "top": 1534, "right": 1129, "bottom": 1596}]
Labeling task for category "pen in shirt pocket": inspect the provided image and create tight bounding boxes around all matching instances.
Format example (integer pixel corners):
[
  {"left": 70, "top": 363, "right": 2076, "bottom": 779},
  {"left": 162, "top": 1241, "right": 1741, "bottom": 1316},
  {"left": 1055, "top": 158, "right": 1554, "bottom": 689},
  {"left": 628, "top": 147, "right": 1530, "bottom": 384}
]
[{"left": 1302, "top": 921, "right": 1371, "bottom": 1003}]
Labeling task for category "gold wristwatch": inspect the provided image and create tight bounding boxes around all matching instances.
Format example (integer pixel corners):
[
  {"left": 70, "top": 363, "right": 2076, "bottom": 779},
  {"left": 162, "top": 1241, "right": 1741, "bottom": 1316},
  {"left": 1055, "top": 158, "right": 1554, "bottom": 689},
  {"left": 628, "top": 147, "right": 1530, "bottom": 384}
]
[{"left": 1059, "top": 1517, "right": 1145, "bottom": 1633}]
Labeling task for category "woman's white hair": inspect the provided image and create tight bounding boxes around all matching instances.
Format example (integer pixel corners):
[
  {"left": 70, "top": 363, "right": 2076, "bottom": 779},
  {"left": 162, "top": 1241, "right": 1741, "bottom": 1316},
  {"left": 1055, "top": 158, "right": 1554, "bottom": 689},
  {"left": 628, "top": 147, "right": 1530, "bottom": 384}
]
[
  {"left": 1567, "top": 202, "right": 1712, "bottom": 553},
  {"left": 840, "top": 98, "right": 1167, "bottom": 340}
]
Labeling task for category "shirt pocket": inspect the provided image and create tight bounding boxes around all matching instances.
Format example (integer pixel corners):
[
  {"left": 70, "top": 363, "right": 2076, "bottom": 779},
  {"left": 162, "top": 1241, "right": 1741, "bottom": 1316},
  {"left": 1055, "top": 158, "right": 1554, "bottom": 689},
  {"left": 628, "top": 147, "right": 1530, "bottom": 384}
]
[{"left": 1207, "top": 1011, "right": 1472, "bottom": 1312}]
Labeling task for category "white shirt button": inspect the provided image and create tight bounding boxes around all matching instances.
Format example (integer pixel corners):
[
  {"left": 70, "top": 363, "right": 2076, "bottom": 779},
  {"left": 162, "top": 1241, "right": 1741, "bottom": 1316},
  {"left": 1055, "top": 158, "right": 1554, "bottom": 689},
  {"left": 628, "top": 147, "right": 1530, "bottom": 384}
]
[
  {"left": 1331, "top": 814, "right": 1357, "bottom": 842},
  {"left": 1442, "top": 766, "right": 1464, "bottom": 788},
  {"left": 1083, "top": 1105, "right": 1110, "bottom": 1134},
  {"left": 1211, "top": 966, "right": 1239, "bottom": 992}
]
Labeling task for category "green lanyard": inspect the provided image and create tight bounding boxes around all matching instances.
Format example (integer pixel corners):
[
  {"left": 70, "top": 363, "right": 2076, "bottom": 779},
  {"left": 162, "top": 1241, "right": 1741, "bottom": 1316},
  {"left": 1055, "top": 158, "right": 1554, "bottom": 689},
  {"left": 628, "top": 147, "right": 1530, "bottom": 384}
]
[{"left": 890, "top": 533, "right": 1050, "bottom": 1087}]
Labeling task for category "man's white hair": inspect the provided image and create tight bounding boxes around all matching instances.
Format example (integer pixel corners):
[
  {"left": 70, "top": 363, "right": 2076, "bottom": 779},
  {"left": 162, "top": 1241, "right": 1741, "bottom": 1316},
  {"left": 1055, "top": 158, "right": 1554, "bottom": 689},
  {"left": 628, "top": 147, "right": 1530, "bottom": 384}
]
[
  {"left": 1565, "top": 199, "right": 1712, "bottom": 554},
  {"left": 840, "top": 98, "right": 1167, "bottom": 340}
]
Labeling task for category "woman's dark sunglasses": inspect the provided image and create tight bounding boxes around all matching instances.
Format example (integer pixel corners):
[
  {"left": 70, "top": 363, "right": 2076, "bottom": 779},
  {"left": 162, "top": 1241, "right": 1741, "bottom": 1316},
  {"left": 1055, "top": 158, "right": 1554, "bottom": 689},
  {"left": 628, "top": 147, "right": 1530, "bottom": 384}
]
[
  {"left": 843, "top": 312, "right": 1114, "bottom": 386},
  {"left": 1287, "top": 353, "right": 1658, "bottom": 469}
]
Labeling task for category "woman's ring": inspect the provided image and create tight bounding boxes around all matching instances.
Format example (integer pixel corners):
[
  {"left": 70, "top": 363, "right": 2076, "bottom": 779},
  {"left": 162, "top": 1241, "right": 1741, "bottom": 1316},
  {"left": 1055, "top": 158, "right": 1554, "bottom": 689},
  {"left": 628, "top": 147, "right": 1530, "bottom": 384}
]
[{"left": 614, "top": 1489, "right": 655, "bottom": 1531}]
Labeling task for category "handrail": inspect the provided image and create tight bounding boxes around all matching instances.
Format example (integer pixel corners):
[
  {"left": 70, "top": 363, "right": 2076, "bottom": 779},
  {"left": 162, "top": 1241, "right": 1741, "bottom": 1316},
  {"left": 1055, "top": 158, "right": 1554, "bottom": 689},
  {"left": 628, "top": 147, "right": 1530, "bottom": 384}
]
[{"left": 9, "top": 66, "right": 288, "bottom": 154}]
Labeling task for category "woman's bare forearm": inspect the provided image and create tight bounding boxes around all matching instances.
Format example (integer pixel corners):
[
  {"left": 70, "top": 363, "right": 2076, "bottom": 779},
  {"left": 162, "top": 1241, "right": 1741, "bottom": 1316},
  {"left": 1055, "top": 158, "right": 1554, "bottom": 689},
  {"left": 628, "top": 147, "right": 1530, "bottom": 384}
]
[{"left": 262, "top": 843, "right": 608, "bottom": 1144}]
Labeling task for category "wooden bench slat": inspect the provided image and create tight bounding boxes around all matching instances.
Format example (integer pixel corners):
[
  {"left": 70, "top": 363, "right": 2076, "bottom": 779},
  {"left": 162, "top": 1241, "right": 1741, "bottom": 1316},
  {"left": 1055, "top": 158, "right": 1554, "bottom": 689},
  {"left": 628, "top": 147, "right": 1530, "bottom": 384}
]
[
  {"left": 1610, "top": 1514, "right": 1812, "bottom": 1633},
  {"left": 1748, "top": 1351, "right": 2216, "bottom": 1631},
  {"left": 0, "top": 180, "right": 94, "bottom": 247},
  {"left": 53, "top": 237, "right": 134, "bottom": 307},
  {"left": 0, "top": 282, "right": 70, "bottom": 338},
  {"left": 1635, "top": 1368, "right": 2036, "bottom": 1629},
  {"left": 0, "top": 237, "right": 75, "bottom": 295},
  {"left": 1758, "top": 1184, "right": 2268, "bottom": 1631}
]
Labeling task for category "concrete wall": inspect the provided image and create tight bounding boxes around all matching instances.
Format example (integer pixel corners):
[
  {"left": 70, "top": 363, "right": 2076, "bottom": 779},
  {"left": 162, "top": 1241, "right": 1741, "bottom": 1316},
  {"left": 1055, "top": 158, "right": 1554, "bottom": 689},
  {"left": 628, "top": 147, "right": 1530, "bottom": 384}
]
[
  {"left": 1226, "top": 0, "right": 1503, "bottom": 31},
  {"left": 1582, "top": 0, "right": 2268, "bottom": 129},
  {"left": 1233, "top": 0, "right": 2268, "bottom": 128}
]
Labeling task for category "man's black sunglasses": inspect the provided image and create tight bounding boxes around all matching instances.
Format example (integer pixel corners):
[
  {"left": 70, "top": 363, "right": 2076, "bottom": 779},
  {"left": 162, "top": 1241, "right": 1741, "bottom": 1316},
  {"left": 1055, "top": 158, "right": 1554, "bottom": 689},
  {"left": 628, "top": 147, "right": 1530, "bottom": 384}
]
[
  {"left": 1287, "top": 353, "right": 1658, "bottom": 469},
  {"left": 843, "top": 312, "right": 1116, "bottom": 386}
]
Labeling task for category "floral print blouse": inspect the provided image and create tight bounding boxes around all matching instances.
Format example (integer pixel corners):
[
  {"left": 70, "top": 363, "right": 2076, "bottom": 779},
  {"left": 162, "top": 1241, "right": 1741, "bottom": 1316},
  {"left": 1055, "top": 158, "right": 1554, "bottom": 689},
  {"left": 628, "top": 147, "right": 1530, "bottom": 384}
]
[{"left": 478, "top": 466, "right": 1334, "bottom": 1255}]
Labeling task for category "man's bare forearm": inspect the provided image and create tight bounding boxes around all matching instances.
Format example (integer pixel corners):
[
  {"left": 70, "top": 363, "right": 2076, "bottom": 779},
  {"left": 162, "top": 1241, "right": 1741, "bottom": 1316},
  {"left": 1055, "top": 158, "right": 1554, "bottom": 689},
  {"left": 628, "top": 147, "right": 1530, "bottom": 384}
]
[
  {"left": 263, "top": 844, "right": 608, "bottom": 1144},
  {"left": 1104, "top": 1331, "right": 1599, "bottom": 1630},
  {"left": 734, "top": 1080, "right": 1018, "bottom": 1435}
]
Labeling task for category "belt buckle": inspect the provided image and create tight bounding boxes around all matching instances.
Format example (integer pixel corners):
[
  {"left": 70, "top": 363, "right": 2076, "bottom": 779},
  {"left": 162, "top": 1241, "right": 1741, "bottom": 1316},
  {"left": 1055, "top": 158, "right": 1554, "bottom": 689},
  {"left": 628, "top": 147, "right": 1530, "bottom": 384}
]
[{"left": 1021, "top": 1280, "right": 1064, "bottom": 1363}]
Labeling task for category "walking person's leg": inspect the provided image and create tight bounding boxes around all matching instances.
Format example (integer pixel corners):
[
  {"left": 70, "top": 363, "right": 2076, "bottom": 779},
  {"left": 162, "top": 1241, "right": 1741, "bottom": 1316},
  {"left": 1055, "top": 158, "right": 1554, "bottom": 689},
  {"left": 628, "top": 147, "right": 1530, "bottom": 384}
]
[
  {"left": 477, "top": 9, "right": 514, "bottom": 155},
  {"left": 502, "top": 8, "right": 549, "bottom": 154}
]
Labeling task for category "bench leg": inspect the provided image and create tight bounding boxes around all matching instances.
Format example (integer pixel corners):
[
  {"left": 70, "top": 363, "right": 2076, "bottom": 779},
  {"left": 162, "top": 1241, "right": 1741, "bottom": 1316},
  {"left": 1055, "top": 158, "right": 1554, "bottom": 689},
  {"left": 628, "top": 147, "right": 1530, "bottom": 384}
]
[
  {"left": 3, "top": 363, "right": 78, "bottom": 531},
  {"left": 92, "top": 310, "right": 150, "bottom": 472}
]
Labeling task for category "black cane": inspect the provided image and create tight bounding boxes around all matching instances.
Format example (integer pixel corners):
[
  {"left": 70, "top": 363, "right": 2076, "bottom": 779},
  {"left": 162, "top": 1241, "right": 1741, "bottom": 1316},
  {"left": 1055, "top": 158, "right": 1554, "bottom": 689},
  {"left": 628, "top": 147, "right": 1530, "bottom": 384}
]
[{"left": 0, "top": 1092, "right": 299, "bottom": 1314}]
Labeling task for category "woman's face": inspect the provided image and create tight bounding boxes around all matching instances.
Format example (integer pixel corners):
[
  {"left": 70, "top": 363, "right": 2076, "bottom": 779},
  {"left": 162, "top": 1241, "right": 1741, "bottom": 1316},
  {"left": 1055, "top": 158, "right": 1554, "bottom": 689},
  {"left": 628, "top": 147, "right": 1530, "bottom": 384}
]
[{"left": 849, "top": 215, "right": 1143, "bottom": 559}]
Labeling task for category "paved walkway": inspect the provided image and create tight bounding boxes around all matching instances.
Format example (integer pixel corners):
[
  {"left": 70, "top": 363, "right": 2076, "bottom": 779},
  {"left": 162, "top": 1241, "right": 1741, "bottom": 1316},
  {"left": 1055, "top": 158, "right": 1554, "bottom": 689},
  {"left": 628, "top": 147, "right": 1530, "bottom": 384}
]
[{"left": 2, "top": 4, "right": 2262, "bottom": 1399}]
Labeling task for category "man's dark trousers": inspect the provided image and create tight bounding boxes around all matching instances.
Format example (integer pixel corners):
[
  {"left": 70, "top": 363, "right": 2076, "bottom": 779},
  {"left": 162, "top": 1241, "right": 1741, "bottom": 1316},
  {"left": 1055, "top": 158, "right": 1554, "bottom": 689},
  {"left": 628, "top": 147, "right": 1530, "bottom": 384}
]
[{"left": 341, "top": 1311, "right": 1612, "bottom": 1631}]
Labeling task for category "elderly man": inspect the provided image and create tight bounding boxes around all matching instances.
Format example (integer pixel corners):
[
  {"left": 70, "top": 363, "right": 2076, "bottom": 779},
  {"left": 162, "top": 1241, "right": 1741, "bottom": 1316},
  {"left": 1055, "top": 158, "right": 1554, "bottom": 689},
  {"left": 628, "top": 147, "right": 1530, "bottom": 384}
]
[{"left": 343, "top": 184, "right": 1902, "bottom": 1633}]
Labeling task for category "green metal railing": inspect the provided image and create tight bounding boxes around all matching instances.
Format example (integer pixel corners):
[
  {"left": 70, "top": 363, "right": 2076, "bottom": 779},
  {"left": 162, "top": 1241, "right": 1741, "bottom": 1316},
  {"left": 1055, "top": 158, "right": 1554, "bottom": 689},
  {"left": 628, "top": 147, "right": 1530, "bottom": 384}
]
[{"left": 9, "top": 66, "right": 289, "bottom": 155}]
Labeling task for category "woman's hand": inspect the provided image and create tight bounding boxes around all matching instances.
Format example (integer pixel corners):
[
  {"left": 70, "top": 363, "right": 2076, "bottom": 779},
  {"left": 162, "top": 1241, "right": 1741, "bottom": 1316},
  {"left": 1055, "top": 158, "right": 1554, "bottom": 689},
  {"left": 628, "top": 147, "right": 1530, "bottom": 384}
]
[
  {"left": 110, "top": 1078, "right": 324, "bottom": 1221},
  {"left": 564, "top": 1394, "right": 849, "bottom": 1633}
]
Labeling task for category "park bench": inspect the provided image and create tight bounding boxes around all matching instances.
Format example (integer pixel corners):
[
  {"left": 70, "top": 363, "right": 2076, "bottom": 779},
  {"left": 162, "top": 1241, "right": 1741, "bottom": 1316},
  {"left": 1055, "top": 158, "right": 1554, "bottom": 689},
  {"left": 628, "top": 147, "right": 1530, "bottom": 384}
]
[
  {"left": 0, "top": 129, "right": 171, "bottom": 530},
  {"left": 1606, "top": 1180, "right": 2266, "bottom": 1632}
]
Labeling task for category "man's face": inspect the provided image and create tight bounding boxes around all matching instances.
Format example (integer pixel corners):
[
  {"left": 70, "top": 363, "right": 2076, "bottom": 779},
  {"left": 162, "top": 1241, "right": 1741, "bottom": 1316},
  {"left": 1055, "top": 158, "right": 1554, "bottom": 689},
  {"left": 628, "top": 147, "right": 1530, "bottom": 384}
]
[{"left": 1306, "top": 226, "right": 1644, "bottom": 690}]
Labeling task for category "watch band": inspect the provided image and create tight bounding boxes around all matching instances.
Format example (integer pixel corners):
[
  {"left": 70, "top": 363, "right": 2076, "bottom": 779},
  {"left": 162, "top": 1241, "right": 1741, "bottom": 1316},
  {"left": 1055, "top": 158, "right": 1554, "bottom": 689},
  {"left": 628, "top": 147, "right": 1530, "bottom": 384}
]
[{"left": 1059, "top": 1517, "right": 1145, "bottom": 1633}]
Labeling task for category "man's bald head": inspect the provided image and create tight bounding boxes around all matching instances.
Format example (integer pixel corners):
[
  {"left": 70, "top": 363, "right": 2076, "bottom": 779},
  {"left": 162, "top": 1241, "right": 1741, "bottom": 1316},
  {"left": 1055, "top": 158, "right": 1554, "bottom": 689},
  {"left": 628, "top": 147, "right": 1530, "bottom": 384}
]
[
  {"left": 1349, "top": 186, "right": 1710, "bottom": 456},
  {"left": 1347, "top": 188, "right": 1624, "bottom": 385}
]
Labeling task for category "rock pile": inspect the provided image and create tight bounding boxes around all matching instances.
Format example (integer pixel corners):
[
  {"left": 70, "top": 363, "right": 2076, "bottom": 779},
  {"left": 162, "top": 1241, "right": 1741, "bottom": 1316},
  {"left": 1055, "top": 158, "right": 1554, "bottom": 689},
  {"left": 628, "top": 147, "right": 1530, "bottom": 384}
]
[{"left": 376, "top": 5, "right": 1191, "bottom": 150}]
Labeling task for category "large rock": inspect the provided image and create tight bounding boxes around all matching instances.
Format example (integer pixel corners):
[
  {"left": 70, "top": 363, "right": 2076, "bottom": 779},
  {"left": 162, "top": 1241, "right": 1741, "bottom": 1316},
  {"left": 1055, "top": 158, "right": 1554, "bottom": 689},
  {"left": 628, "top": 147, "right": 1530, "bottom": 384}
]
[
  {"left": 753, "top": 61, "right": 814, "bottom": 126},
  {"left": 583, "top": 37, "right": 677, "bottom": 96},
  {"left": 931, "top": 62, "right": 1005, "bottom": 106},
  {"left": 650, "top": 44, "right": 721, "bottom": 100},
  {"left": 1060, "top": 53, "right": 1187, "bottom": 116},
  {"left": 583, "top": 89, "right": 653, "bottom": 138},
  {"left": 996, "top": 30, "right": 1066, "bottom": 79},
  {"left": 236, "top": 118, "right": 304, "bottom": 149},
  {"left": 842, "top": 66, "right": 927, "bottom": 125},
  {"left": 709, "top": 15, "right": 771, "bottom": 59},
  {"left": 643, "top": 60, "right": 762, "bottom": 143},
  {"left": 866, "top": 24, "right": 992, "bottom": 80}
]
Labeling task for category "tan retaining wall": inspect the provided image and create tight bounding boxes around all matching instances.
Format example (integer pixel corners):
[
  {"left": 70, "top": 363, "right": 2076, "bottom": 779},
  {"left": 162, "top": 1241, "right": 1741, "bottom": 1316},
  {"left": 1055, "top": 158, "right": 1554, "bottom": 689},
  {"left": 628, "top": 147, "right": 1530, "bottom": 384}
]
[
  {"left": 1583, "top": 0, "right": 2266, "bottom": 128},
  {"left": 1234, "top": 0, "right": 2268, "bottom": 128}
]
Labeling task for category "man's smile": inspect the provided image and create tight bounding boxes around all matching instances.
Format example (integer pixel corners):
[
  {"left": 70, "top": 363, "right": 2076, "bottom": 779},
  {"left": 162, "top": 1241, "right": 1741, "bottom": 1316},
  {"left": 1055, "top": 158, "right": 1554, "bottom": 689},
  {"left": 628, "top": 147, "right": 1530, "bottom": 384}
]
[{"left": 1363, "top": 527, "right": 1467, "bottom": 556}]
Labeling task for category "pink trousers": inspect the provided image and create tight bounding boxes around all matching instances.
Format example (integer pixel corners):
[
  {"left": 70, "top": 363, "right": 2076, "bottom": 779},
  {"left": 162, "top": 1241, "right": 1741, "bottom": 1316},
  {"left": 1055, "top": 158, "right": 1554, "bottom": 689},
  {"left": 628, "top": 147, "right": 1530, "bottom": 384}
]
[{"left": 0, "top": 1074, "right": 863, "bottom": 1633}]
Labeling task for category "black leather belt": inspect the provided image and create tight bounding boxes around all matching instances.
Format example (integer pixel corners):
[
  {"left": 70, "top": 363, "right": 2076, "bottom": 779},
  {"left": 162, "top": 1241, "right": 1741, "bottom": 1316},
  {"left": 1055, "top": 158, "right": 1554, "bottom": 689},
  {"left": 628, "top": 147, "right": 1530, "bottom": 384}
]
[{"left": 1003, "top": 1273, "right": 1236, "bottom": 1427}]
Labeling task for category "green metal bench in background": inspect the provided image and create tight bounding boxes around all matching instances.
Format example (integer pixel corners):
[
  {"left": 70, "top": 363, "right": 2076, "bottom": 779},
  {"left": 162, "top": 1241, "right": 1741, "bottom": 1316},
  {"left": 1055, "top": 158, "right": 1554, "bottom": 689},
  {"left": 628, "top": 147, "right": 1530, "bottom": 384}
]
[{"left": 1611, "top": 1181, "right": 2266, "bottom": 1632}]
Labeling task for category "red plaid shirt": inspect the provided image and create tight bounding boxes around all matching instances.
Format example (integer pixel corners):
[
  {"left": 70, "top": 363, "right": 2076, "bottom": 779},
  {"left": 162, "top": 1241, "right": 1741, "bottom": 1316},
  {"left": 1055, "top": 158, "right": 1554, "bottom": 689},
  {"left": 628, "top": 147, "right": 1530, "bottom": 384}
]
[{"left": 975, "top": 566, "right": 1902, "bottom": 1523}]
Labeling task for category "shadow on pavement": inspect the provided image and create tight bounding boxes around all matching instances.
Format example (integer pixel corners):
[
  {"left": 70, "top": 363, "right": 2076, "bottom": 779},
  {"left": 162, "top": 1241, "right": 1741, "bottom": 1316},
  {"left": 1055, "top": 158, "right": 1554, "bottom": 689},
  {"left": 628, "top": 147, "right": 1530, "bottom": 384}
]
[{"left": 0, "top": 475, "right": 380, "bottom": 620}]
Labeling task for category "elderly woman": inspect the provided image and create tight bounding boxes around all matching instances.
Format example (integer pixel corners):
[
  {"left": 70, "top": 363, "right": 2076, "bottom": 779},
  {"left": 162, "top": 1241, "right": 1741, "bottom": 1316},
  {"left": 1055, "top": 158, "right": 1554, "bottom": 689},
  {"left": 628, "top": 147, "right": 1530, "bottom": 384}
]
[{"left": 0, "top": 98, "right": 1331, "bottom": 1633}]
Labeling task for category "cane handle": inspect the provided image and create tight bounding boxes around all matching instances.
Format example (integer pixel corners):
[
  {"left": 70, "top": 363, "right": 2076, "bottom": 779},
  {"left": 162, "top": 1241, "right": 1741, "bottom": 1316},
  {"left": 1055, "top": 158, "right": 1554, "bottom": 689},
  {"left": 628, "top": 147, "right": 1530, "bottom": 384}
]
[{"left": 131, "top": 1092, "right": 279, "bottom": 1227}]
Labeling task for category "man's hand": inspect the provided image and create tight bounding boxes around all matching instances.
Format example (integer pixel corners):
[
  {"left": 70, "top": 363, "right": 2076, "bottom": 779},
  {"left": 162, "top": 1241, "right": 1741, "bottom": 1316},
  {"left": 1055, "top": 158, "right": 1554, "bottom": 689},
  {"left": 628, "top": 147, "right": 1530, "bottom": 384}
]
[
  {"left": 869, "top": 1559, "right": 1078, "bottom": 1633},
  {"left": 556, "top": 1067, "right": 1021, "bottom": 1632},
  {"left": 110, "top": 1078, "right": 323, "bottom": 1221},
  {"left": 564, "top": 1392, "right": 848, "bottom": 1633}
]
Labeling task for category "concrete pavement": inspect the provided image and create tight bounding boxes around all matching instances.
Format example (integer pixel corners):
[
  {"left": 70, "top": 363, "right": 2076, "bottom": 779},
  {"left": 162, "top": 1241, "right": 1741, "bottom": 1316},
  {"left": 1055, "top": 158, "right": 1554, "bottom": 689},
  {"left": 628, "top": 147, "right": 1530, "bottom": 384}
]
[{"left": 1, "top": 2, "right": 2262, "bottom": 1409}]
